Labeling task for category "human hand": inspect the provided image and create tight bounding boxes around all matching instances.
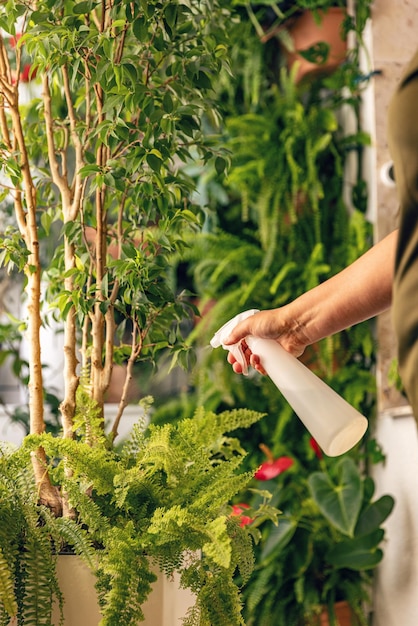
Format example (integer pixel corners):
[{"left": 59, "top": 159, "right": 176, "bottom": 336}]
[{"left": 223, "top": 308, "right": 307, "bottom": 375}]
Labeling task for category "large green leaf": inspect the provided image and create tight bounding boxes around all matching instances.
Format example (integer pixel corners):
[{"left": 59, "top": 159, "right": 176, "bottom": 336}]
[
  {"left": 260, "top": 517, "right": 298, "bottom": 561},
  {"left": 327, "top": 529, "right": 385, "bottom": 570},
  {"left": 308, "top": 457, "right": 363, "bottom": 537}
]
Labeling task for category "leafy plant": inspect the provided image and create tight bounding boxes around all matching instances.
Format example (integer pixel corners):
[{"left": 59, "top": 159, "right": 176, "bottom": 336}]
[
  {"left": 150, "top": 2, "right": 388, "bottom": 623},
  {"left": 180, "top": 39, "right": 375, "bottom": 428},
  {"left": 0, "top": 405, "right": 278, "bottom": 626},
  {"left": 239, "top": 444, "right": 394, "bottom": 626},
  {"left": 0, "top": 0, "right": 230, "bottom": 496}
]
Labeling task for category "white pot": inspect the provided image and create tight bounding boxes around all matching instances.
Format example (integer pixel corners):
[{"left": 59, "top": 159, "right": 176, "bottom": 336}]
[{"left": 51, "top": 554, "right": 195, "bottom": 625}]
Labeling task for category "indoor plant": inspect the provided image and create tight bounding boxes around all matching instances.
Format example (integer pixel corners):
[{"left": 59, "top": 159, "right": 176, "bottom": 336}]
[
  {"left": 0, "top": 404, "right": 277, "bottom": 625},
  {"left": 150, "top": 1, "right": 389, "bottom": 620},
  {"left": 237, "top": 0, "right": 373, "bottom": 82},
  {"left": 238, "top": 439, "right": 394, "bottom": 626},
  {"left": 0, "top": 0, "right": 281, "bottom": 623}
]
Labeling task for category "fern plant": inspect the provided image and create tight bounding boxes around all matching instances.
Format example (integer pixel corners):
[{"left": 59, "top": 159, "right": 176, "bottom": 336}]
[{"left": 0, "top": 404, "right": 278, "bottom": 625}]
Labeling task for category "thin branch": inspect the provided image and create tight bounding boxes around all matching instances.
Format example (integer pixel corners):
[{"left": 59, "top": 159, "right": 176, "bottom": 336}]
[
  {"left": 110, "top": 323, "right": 141, "bottom": 442},
  {"left": 0, "top": 36, "right": 15, "bottom": 100},
  {"left": 42, "top": 74, "right": 72, "bottom": 205},
  {"left": 100, "top": 192, "right": 127, "bottom": 393},
  {"left": 62, "top": 63, "right": 85, "bottom": 220}
]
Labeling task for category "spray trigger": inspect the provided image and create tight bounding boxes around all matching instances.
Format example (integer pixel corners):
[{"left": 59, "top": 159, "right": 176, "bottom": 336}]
[{"left": 210, "top": 309, "right": 260, "bottom": 376}]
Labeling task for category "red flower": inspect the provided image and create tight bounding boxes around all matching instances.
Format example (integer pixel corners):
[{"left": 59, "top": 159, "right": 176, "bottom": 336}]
[
  {"left": 230, "top": 503, "right": 253, "bottom": 527},
  {"left": 254, "top": 456, "right": 294, "bottom": 480},
  {"left": 309, "top": 437, "right": 323, "bottom": 459}
]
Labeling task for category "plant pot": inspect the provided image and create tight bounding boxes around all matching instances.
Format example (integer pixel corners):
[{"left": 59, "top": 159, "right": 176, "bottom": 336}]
[
  {"left": 316, "top": 600, "right": 355, "bottom": 626},
  {"left": 284, "top": 8, "right": 347, "bottom": 83},
  {"left": 48, "top": 554, "right": 195, "bottom": 626}
]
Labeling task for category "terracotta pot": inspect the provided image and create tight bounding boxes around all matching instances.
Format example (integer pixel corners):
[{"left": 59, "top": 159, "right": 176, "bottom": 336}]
[
  {"left": 318, "top": 600, "right": 356, "bottom": 626},
  {"left": 285, "top": 8, "right": 347, "bottom": 83}
]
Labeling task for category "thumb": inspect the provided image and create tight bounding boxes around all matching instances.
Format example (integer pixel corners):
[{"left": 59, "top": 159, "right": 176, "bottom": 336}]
[{"left": 223, "top": 320, "right": 251, "bottom": 346}]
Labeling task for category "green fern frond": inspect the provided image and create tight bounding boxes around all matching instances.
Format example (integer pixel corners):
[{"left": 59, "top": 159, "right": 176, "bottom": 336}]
[
  {"left": 19, "top": 536, "right": 58, "bottom": 626},
  {"left": 190, "top": 467, "right": 254, "bottom": 515},
  {"left": 201, "top": 517, "right": 231, "bottom": 568},
  {"left": 197, "top": 572, "right": 245, "bottom": 626},
  {"left": 98, "top": 530, "right": 155, "bottom": 626},
  {"left": 74, "top": 385, "right": 108, "bottom": 446},
  {"left": 244, "top": 559, "right": 277, "bottom": 614},
  {"left": 181, "top": 603, "right": 201, "bottom": 626},
  {"left": 208, "top": 244, "right": 263, "bottom": 293},
  {"left": 198, "top": 408, "right": 266, "bottom": 436},
  {"left": 0, "top": 547, "right": 17, "bottom": 618},
  {"left": 24, "top": 434, "right": 119, "bottom": 496},
  {"left": 119, "top": 406, "right": 150, "bottom": 458},
  {"left": 60, "top": 480, "right": 112, "bottom": 541},
  {"left": 52, "top": 517, "right": 97, "bottom": 568},
  {"left": 229, "top": 522, "right": 255, "bottom": 585},
  {"left": 238, "top": 267, "right": 267, "bottom": 306}
]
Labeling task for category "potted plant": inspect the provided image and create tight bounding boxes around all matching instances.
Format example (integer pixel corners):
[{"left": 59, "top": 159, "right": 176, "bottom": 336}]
[
  {"left": 0, "top": 405, "right": 278, "bottom": 625},
  {"left": 238, "top": 0, "right": 372, "bottom": 82},
  {"left": 0, "top": 0, "right": 281, "bottom": 623},
  {"left": 237, "top": 438, "right": 394, "bottom": 626}
]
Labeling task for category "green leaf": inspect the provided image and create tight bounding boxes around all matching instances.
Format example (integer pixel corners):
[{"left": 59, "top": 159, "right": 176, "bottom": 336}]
[
  {"left": 260, "top": 517, "right": 297, "bottom": 560},
  {"left": 162, "top": 91, "right": 174, "bottom": 113},
  {"left": 164, "top": 4, "right": 177, "bottom": 29},
  {"left": 355, "top": 494, "right": 394, "bottom": 537},
  {"left": 78, "top": 164, "right": 102, "bottom": 178},
  {"left": 72, "top": 1, "right": 95, "bottom": 15},
  {"left": 146, "top": 152, "right": 162, "bottom": 173},
  {"left": 299, "top": 42, "right": 330, "bottom": 65},
  {"left": 133, "top": 16, "right": 149, "bottom": 42},
  {"left": 327, "top": 529, "right": 385, "bottom": 570},
  {"left": 308, "top": 457, "right": 363, "bottom": 537},
  {"left": 215, "top": 156, "right": 227, "bottom": 176}
]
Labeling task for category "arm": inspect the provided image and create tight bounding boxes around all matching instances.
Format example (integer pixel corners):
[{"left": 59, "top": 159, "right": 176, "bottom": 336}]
[{"left": 224, "top": 229, "right": 397, "bottom": 373}]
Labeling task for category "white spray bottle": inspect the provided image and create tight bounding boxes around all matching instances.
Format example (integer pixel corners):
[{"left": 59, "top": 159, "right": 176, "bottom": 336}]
[{"left": 210, "top": 309, "right": 368, "bottom": 457}]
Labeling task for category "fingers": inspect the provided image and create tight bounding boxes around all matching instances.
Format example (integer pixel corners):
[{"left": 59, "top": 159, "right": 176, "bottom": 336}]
[
  {"left": 227, "top": 342, "right": 266, "bottom": 376},
  {"left": 250, "top": 354, "right": 266, "bottom": 375}
]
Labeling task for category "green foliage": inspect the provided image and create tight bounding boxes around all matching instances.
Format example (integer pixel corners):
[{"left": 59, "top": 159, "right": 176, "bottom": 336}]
[
  {"left": 175, "top": 13, "right": 376, "bottom": 440},
  {"left": 308, "top": 456, "right": 363, "bottom": 537},
  {"left": 237, "top": 453, "right": 393, "bottom": 626},
  {"left": 149, "top": 1, "right": 388, "bottom": 624},
  {"left": 0, "top": 446, "right": 64, "bottom": 626},
  {"left": 0, "top": 406, "right": 279, "bottom": 625},
  {"left": 0, "top": 0, "right": 234, "bottom": 419},
  {"left": 0, "top": 1, "right": 283, "bottom": 624}
]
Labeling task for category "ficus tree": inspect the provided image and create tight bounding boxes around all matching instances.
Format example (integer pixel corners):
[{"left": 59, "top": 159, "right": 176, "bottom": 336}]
[{"left": 0, "top": 0, "right": 231, "bottom": 512}]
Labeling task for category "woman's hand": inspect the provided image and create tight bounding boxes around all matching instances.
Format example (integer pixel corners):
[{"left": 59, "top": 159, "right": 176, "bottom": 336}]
[{"left": 223, "top": 308, "right": 309, "bottom": 375}]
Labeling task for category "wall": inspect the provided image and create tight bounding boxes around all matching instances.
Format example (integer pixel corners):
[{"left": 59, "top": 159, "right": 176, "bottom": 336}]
[{"left": 370, "top": 1, "right": 418, "bottom": 624}]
